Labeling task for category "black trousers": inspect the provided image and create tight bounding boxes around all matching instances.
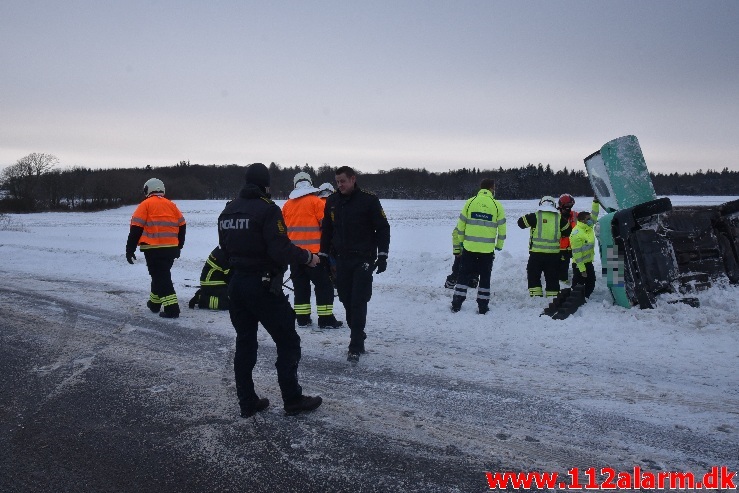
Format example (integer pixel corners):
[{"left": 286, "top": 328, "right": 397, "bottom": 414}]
[
  {"left": 227, "top": 271, "right": 302, "bottom": 408},
  {"left": 526, "top": 252, "right": 560, "bottom": 296},
  {"left": 559, "top": 249, "right": 572, "bottom": 282},
  {"left": 192, "top": 286, "right": 230, "bottom": 310},
  {"left": 572, "top": 262, "right": 596, "bottom": 298},
  {"left": 452, "top": 250, "right": 494, "bottom": 308},
  {"left": 335, "top": 256, "right": 373, "bottom": 353},
  {"left": 143, "top": 248, "right": 179, "bottom": 312},
  {"left": 290, "top": 262, "right": 335, "bottom": 315}
]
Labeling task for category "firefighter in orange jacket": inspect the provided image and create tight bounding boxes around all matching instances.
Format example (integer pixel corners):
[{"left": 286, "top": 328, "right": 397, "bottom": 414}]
[
  {"left": 282, "top": 172, "right": 342, "bottom": 329},
  {"left": 557, "top": 194, "right": 577, "bottom": 284},
  {"left": 126, "top": 178, "right": 187, "bottom": 318}
]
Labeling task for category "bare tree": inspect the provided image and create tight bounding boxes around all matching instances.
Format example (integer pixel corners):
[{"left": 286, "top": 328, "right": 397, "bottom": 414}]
[{"left": 1, "top": 153, "right": 59, "bottom": 210}]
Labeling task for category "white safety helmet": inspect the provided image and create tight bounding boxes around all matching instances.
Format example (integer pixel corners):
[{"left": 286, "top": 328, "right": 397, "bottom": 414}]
[
  {"left": 288, "top": 172, "right": 320, "bottom": 199},
  {"left": 317, "top": 182, "right": 335, "bottom": 198},
  {"left": 293, "top": 171, "right": 313, "bottom": 188},
  {"left": 143, "top": 178, "right": 165, "bottom": 196},
  {"left": 538, "top": 195, "right": 558, "bottom": 212}
]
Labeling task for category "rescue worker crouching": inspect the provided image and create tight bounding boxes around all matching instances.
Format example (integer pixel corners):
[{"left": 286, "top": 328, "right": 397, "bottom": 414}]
[
  {"left": 282, "top": 172, "right": 342, "bottom": 329},
  {"left": 189, "top": 246, "right": 230, "bottom": 310},
  {"left": 125, "top": 178, "right": 186, "bottom": 318},
  {"left": 518, "top": 196, "right": 571, "bottom": 298},
  {"left": 218, "top": 163, "right": 322, "bottom": 417}
]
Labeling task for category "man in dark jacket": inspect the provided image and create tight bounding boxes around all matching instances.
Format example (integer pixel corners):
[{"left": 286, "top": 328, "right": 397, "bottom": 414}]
[
  {"left": 319, "top": 166, "right": 391, "bottom": 364},
  {"left": 218, "top": 163, "right": 322, "bottom": 417}
]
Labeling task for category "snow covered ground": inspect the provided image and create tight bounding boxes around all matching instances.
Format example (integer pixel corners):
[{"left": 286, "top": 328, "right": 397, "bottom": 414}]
[{"left": 1, "top": 196, "right": 738, "bottom": 474}]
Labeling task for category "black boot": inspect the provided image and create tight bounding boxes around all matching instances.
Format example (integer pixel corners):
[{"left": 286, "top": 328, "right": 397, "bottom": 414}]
[
  {"left": 318, "top": 314, "right": 343, "bottom": 329},
  {"left": 451, "top": 294, "right": 464, "bottom": 313},
  {"left": 296, "top": 315, "right": 313, "bottom": 327},
  {"left": 147, "top": 300, "right": 161, "bottom": 313},
  {"left": 284, "top": 395, "right": 322, "bottom": 416},
  {"left": 240, "top": 397, "right": 270, "bottom": 418},
  {"left": 159, "top": 304, "right": 180, "bottom": 318}
]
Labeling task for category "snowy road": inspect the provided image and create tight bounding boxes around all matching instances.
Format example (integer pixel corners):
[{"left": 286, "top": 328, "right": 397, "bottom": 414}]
[
  {"left": 1, "top": 284, "right": 736, "bottom": 492},
  {"left": 1, "top": 198, "right": 738, "bottom": 491}
]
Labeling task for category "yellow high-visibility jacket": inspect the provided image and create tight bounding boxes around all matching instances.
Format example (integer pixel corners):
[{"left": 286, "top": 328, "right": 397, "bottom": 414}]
[{"left": 453, "top": 189, "right": 506, "bottom": 254}]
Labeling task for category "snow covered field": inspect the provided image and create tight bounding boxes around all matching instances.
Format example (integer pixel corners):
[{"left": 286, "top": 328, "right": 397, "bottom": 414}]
[{"left": 1, "top": 196, "right": 738, "bottom": 474}]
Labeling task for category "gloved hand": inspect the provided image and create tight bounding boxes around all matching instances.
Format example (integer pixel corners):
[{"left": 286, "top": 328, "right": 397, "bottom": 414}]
[
  {"left": 126, "top": 252, "right": 136, "bottom": 264},
  {"left": 374, "top": 255, "right": 387, "bottom": 274}
]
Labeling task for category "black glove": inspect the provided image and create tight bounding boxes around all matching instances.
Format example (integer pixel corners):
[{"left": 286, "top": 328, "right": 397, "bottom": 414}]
[
  {"left": 374, "top": 256, "right": 387, "bottom": 274},
  {"left": 126, "top": 252, "right": 136, "bottom": 264}
]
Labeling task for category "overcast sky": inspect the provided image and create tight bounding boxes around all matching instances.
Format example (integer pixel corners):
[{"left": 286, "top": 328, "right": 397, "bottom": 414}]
[{"left": 1, "top": 1, "right": 738, "bottom": 175}]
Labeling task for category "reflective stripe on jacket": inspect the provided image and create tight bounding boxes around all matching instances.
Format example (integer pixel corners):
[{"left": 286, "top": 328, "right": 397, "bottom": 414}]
[
  {"left": 519, "top": 210, "right": 563, "bottom": 253},
  {"left": 559, "top": 210, "right": 577, "bottom": 249},
  {"left": 282, "top": 194, "right": 325, "bottom": 254},
  {"left": 559, "top": 201, "right": 600, "bottom": 249},
  {"left": 130, "top": 195, "right": 186, "bottom": 249},
  {"left": 454, "top": 189, "right": 506, "bottom": 254},
  {"left": 200, "top": 247, "right": 230, "bottom": 287},
  {"left": 570, "top": 222, "right": 596, "bottom": 272}
]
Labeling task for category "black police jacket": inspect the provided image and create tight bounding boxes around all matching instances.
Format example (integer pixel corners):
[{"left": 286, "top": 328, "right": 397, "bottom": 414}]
[
  {"left": 218, "top": 184, "right": 311, "bottom": 273},
  {"left": 320, "top": 185, "right": 390, "bottom": 259}
]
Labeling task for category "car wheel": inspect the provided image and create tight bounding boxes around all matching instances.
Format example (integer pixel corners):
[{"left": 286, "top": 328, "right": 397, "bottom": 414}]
[
  {"left": 718, "top": 233, "right": 739, "bottom": 284},
  {"left": 720, "top": 198, "right": 739, "bottom": 217},
  {"left": 631, "top": 197, "right": 672, "bottom": 220}
]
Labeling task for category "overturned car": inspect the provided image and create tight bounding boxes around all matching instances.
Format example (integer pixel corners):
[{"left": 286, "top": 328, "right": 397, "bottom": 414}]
[{"left": 584, "top": 135, "right": 739, "bottom": 309}]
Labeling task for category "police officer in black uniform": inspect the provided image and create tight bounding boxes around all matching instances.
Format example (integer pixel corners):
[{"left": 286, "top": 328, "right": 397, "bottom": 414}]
[
  {"left": 320, "top": 166, "right": 391, "bottom": 363},
  {"left": 218, "top": 163, "right": 323, "bottom": 417}
]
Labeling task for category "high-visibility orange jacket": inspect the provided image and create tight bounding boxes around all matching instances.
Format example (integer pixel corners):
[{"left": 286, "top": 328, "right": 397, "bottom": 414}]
[
  {"left": 129, "top": 195, "right": 186, "bottom": 250},
  {"left": 282, "top": 194, "right": 324, "bottom": 254},
  {"left": 559, "top": 209, "right": 577, "bottom": 249}
]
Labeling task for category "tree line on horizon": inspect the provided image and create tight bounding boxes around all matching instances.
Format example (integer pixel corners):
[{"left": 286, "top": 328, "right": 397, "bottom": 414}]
[{"left": 1, "top": 154, "right": 738, "bottom": 212}]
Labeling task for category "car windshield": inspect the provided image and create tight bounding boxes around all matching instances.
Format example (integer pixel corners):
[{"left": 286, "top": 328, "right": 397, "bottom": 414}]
[{"left": 585, "top": 151, "right": 618, "bottom": 212}]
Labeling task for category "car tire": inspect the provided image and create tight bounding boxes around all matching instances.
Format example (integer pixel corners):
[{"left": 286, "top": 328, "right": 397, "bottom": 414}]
[
  {"left": 718, "top": 233, "right": 739, "bottom": 284},
  {"left": 631, "top": 197, "right": 672, "bottom": 220},
  {"left": 719, "top": 198, "right": 739, "bottom": 217}
]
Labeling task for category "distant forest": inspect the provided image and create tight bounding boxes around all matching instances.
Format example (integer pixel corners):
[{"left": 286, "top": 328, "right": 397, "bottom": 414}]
[{"left": 1, "top": 155, "right": 738, "bottom": 212}]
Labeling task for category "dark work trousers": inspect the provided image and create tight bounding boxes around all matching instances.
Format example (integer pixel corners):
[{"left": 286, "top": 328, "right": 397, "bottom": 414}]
[
  {"left": 452, "top": 250, "right": 494, "bottom": 310},
  {"left": 290, "top": 262, "right": 335, "bottom": 312},
  {"left": 450, "top": 255, "right": 461, "bottom": 278},
  {"left": 572, "top": 262, "right": 596, "bottom": 298},
  {"left": 143, "top": 248, "right": 179, "bottom": 312},
  {"left": 196, "top": 286, "right": 229, "bottom": 310},
  {"left": 227, "top": 271, "right": 302, "bottom": 409},
  {"left": 335, "top": 256, "right": 373, "bottom": 353},
  {"left": 526, "top": 252, "right": 561, "bottom": 296},
  {"left": 559, "top": 249, "right": 573, "bottom": 282}
]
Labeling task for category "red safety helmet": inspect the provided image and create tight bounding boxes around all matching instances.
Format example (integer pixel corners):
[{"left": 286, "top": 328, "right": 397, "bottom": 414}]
[{"left": 558, "top": 193, "right": 575, "bottom": 210}]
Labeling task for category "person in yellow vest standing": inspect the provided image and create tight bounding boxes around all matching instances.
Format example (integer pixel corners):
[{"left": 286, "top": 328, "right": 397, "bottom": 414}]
[
  {"left": 570, "top": 211, "right": 597, "bottom": 298},
  {"left": 282, "top": 172, "right": 343, "bottom": 329},
  {"left": 126, "top": 178, "right": 187, "bottom": 318},
  {"left": 450, "top": 178, "right": 506, "bottom": 314},
  {"left": 517, "top": 196, "right": 571, "bottom": 298}
]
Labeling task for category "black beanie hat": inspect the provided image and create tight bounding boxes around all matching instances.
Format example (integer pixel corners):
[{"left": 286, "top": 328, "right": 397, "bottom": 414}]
[{"left": 245, "top": 163, "right": 270, "bottom": 191}]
